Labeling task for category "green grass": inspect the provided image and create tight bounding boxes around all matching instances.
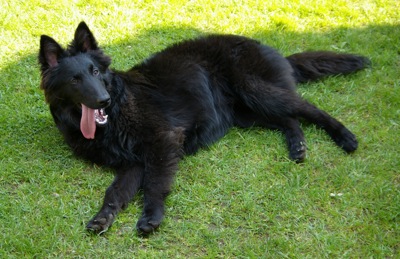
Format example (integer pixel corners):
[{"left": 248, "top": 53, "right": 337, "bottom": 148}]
[{"left": 1, "top": 0, "right": 399, "bottom": 258}]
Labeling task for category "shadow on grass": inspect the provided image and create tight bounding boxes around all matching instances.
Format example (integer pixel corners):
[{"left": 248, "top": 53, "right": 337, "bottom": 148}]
[{"left": 0, "top": 24, "right": 398, "bottom": 231}]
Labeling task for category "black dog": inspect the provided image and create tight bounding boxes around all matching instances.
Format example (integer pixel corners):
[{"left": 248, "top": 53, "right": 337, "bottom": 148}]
[{"left": 39, "top": 22, "right": 369, "bottom": 235}]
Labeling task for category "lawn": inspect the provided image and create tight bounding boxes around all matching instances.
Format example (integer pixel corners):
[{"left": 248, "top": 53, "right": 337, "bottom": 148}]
[{"left": 0, "top": 0, "right": 399, "bottom": 258}]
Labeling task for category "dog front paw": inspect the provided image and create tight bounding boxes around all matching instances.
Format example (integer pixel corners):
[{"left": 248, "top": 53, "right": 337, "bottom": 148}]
[
  {"left": 86, "top": 209, "right": 116, "bottom": 234},
  {"left": 136, "top": 212, "right": 163, "bottom": 235}
]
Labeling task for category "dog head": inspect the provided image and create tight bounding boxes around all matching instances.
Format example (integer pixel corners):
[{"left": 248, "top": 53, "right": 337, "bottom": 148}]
[{"left": 39, "top": 22, "right": 112, "bottom": 139}]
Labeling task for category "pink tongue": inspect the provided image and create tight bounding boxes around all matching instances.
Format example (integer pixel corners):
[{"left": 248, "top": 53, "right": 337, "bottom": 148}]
[{"left": 80, "top": 104, "right": 96, "bottom": 139}]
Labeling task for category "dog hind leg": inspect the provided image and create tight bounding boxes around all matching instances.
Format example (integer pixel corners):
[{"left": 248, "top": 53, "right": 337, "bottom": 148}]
[
  {"left": 297, "top": 101, "right": 358, "bottom": 152},
  {"left": 234, "top": 79, "right": 310, "bottom": 161},
  {"left": 234, "top": 77, "right": 356, "bottom": 158},
  {"left": 279, "top": 118, "right": 307, "bottom": 162}
]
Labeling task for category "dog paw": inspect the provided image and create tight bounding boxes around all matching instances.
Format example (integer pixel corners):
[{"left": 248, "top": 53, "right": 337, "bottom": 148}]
[
  {"left": 136, "top": 213, "right": 163, "bottom": 235},
  {"left": 334, "top": 128, "right": 358, "bottom": 153},
  {"left": 86, "top": 210, "right": 116, "bottom": 234},
  {"left": 289, "top": 141, "right": 307, "bottom": 163}
]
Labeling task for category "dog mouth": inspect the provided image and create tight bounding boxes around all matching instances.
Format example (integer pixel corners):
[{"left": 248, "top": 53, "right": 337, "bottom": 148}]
[{"left": 80, "top": 104, "right": 109, "bottom": 139}]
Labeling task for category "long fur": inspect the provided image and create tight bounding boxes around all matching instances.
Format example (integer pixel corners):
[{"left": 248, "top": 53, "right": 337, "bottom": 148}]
[{"left": 38, "top": 22, "right": 369, "bottom": 235}]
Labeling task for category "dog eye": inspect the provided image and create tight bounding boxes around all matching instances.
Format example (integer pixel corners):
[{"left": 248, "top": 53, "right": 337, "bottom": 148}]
[
  {"left": 71, "top": 78, "right": 78, "bottom": 84},
  {"left": 93, "top": 68, "right": 99, "bottom": 76}
]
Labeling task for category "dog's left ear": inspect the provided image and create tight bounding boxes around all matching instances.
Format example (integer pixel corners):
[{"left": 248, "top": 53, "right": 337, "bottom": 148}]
[{"left": 73, "top": 21, "right": 99, "bottom": 52}]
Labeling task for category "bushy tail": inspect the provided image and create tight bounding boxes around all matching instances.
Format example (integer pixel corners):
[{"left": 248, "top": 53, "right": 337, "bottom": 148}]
[{"left": 286, "top": 51, "right": 371, "bottom": 83}]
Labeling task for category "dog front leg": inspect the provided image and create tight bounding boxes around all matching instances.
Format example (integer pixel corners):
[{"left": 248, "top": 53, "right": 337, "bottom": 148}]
[
  {"left": 86, "top": 165, "right": 144, "bottom": 234},
  {"left": 136, "top": 127, "right": 184, "bottom": 234},
  {"left": 135, "top": 168, "right": 176, "bottom": 235}
]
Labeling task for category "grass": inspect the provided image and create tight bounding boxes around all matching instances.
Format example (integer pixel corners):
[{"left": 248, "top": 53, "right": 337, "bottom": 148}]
[{"left": 1, "top": 0, "right": 399, "bottom": 257}]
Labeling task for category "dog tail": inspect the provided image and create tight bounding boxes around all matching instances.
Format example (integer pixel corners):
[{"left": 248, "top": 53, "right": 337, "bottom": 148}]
[{"left": 286, "top": 51, "right": 370, "bottom": 83}]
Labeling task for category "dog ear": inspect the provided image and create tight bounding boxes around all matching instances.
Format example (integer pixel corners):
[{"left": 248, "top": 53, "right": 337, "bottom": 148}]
[
  {"left": 39, "top": 35, "right": 64, "bottom": 68},
  {"left": 73, "top": 21, "right": 99, "bottom": 52}
]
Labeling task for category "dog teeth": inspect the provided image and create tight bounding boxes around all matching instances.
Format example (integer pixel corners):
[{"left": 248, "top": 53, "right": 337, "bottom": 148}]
[{"left": 95, "top": 109, "right": 108, "bottom": 125}]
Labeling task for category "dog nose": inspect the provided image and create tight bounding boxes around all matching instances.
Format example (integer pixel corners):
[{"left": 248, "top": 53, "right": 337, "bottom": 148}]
[{"left": 98, "top": 97, "right": 111, "bottom": 107}]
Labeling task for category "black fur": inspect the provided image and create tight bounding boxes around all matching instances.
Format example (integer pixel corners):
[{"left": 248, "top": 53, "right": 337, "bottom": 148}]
[{"left": 38, "top": 22, "right": 369, "bottom": 235}]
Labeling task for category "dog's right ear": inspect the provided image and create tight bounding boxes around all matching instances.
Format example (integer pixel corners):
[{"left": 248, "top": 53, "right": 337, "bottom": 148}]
[{"left": 39, "top": 35, "right": 64, "bottom": 68}]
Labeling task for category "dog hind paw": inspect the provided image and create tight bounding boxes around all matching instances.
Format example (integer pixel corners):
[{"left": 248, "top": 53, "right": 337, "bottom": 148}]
[
  {"left": 289, "top": 141, "right": 307, "bottom": 163},
  {"left": 334, "top": 128, "right": 358, "bottom": 153}
]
